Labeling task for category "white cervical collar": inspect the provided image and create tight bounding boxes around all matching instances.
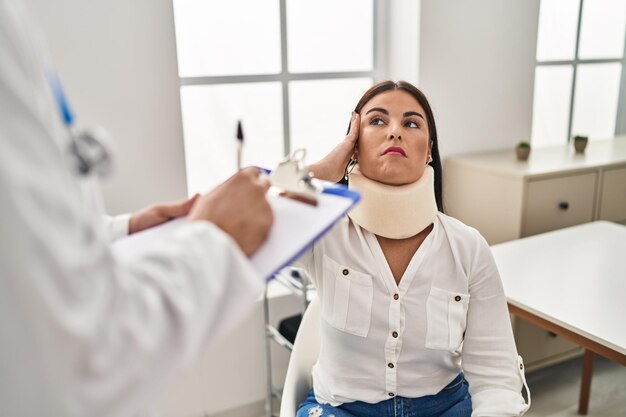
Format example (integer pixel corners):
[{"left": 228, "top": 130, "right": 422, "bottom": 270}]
[{"left": 348, "top": 165, "right": 438, "bottom": 239}]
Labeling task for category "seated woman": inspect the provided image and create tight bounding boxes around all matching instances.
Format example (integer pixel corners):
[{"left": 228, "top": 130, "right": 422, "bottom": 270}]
[{"left": 293, "top": 81, "right": 530, "bottom": 417}]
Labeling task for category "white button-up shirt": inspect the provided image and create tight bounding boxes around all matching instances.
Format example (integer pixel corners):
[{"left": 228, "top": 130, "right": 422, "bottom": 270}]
[{"left": 295, "top": 213, "right": 529, "bottom": 416}]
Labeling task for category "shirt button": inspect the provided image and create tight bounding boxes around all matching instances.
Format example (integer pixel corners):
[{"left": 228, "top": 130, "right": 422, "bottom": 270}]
[
  {"left": 393, "top": 293, "right": 399, "bottom": 300},
  {"left": 342, "top": 269, "right": 349, "bottom": 276},
  {"left": 392, "top": 331, "right": 398, "bottom": 338},
  {"left": 388, "top": 363, "right": 394, "bottom": 368},
  {"left": 388, "top": 392, "right": 395, "bottom": 397},
  {"left": 454, "top": 295, "right": 462, "bottom": 302}
]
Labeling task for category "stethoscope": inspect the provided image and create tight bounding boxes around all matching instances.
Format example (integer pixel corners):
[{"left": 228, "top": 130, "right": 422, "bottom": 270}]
[{"left": 47, "top": 70, "right": 114, "bottom": 178}]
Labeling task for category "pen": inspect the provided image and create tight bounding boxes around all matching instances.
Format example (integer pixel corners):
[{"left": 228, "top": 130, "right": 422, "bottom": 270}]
[{"left": 236, "top": 120, "right": 244, "bottom": 170}]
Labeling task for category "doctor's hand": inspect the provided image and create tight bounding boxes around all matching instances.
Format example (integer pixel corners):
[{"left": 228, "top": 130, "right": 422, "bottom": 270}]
[
  {"left": 309, "top": 112, "right": 360, "bottom": 182},
  {"left": 129, "top": 194, "right": 200, "bottom": 234},
  {"left": 188, "top": 167, "right": 273, "bottom": 257}
]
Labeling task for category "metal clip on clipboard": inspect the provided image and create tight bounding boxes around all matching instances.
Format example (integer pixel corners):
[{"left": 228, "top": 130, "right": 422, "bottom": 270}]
[{"left": 269, "top": 149, "right": 322, "bottom": 206}]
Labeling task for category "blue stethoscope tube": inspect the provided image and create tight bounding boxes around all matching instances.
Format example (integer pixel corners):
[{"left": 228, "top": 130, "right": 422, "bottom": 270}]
[{"left": 46, "top": 69, "right": 113, "bottom": 178}]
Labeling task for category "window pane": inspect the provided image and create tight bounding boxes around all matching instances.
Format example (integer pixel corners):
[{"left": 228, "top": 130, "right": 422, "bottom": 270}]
[
  {"left": 180, "top": 83, "right": 284, "bottom": 195},
  {"left": 289, "top": 78, "right": 372, "bottom": 164},
  {"left": 173, "top": 0, "right": 281, "bottom": 77},
  {"left": 287, "top": 0, "right": 373, "bottom": 73},
  {"left": 571, "top": 63, "right": 622, "bottom": 140},
  {"left": 536, "top": 0, "right": 580, "bottom": 61},
  {"left": 578, "top": 0, "right": 626, "bottom": 59},
  {"left": 531, "top": 66, "right": 574, "bottom": 147}
]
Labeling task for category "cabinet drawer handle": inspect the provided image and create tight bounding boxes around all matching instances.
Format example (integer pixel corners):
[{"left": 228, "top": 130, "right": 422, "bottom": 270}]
[{"left": 558, "top": 201, "right": 570, "bottom": 211}]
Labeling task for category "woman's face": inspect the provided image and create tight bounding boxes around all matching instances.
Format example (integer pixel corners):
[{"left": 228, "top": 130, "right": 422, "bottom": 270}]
[{"left": 355, "top": 89, "right": 431, "bottom": 186}]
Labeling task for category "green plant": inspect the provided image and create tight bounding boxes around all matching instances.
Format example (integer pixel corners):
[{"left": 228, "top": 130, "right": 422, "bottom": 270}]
[
  {"left": 573, "top": 135, "right": 588, "bottom": 142},
  {"left": 515, "top": 141, "right": 531, "bottom": 161}
]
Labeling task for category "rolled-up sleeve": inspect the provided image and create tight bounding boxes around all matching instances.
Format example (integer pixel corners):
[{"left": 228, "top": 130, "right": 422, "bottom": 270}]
[{"left": 462, "top": 232, "right": 530, "bottom": 416}]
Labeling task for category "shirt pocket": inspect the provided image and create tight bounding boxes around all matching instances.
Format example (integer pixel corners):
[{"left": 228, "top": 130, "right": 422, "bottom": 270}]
[
  {"left": 425, "top": 287, "right": 470, "bottom": 351},
  {"left": 320, "top": 255, "right": 374, "bottom": 337}
]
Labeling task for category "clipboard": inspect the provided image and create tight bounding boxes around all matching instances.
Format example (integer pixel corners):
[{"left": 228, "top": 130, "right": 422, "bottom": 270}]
[
  {"left": 252, "top": 183, "right": 359, "bottom": 279},
  {"left": 111, "top": 151, "right": 360, "bottom": 280}
]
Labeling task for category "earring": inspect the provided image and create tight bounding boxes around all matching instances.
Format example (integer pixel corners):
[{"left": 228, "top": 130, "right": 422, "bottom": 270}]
[
  {"left": 344, "top": 158, "right": 357, "bottom": 180},
  {"left": 426, "top": 155, "right": 433, "bottom": 165}
]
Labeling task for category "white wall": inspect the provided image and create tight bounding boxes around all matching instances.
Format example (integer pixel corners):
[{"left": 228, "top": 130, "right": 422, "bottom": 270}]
[
  {"left": 419, "top": 0, "right": 540, "bottom": 158},
  {"left": 387, "top": 0, "right": 420, "bottom": 85},
  {"left": 156, "top": 286, "right": 303, "bottom": 417},
  {"left": 25, "top": 0, "right": 187, "bottom": 214}
]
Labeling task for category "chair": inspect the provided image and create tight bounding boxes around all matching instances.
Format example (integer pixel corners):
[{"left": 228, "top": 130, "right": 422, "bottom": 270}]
[{"left": 279, "top": 296, "right": 321, "bottom": 417}]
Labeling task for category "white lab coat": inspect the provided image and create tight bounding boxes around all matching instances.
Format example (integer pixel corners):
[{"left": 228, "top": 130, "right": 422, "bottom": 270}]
[{"left": 0, "top": 1, "right": 264, "bottom": 416}]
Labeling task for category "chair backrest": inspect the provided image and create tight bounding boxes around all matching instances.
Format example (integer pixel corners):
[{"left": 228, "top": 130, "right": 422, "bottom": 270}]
[{"left": 279, "top": 296, "right": 321, "bottom": 417}]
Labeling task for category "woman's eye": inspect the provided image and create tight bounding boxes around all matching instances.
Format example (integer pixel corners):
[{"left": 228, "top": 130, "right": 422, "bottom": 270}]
[
  {"left": 370, "top": 117, "right": 385, "bottom": 126},
  {"left": 405, "top": 120, "right": 419, "bottom": 128}
]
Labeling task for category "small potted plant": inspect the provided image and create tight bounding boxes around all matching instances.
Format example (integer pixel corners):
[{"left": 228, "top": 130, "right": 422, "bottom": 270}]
[
  {"left": 515, "top": 141, "right": 531, "bottom": 161},
  {"left": 573, "top": 135, "right": 588, "bottom": 154}
]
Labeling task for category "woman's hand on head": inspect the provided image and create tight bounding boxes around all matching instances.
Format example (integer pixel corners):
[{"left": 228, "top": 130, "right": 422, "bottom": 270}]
[{"left": 309, "top": 112, "right": 360, "bottom": 182}]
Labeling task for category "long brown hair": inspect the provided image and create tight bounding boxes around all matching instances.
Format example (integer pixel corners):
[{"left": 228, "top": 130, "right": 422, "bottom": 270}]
[{"left": 345, "top": 80, "right": 444, "bottom": 212}]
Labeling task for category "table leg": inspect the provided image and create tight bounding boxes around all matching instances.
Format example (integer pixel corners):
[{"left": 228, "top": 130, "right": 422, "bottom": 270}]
[{"left": 578, "top": 350, "right": 595, "bottom": 415}]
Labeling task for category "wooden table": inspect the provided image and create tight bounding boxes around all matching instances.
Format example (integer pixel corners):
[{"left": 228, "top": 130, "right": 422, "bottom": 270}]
[{"left": 491, "top": 221, "right": 626, "bottom": 415}]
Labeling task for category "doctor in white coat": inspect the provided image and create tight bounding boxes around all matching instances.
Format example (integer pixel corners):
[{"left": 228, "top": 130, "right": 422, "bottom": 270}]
[{"left": 0, "top": 1, "right": 273, "bottom": 416}]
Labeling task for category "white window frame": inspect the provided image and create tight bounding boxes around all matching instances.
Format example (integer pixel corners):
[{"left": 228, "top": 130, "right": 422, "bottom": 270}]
[
  {"left": 534, "top": 0, "right": 626, "bottom": 142},
  {"left": 177, "top": 0, "right": 387, "bottom": 157}
]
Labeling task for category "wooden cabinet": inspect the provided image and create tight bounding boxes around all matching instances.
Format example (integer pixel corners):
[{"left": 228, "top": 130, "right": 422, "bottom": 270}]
[{"left": 443, "top": 136, "right": 626, "bottom": 371}]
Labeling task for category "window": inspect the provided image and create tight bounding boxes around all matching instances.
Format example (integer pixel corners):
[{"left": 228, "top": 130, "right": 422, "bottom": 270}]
[
  {"left": 172, "top": 0, "right": 381, "bottom": 195},
  {"left": 531, "top": 0, "right": 626, "bottom": 147}
]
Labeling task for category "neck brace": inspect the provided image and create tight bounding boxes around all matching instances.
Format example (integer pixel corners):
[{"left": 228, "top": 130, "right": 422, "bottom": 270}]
[{"left": 348, "top": 165, "right": 438, "bottom": 239}]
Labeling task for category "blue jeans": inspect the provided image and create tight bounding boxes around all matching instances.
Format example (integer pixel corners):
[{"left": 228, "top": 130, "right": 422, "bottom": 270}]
[{"left": 296, "top": 373, "right": 471, "bottom": 417}]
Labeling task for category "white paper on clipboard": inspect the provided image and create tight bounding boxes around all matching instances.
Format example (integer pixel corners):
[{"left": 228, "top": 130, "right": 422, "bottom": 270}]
[{"left": 111, "top": 186, "right": 360, "bottom": 280}]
